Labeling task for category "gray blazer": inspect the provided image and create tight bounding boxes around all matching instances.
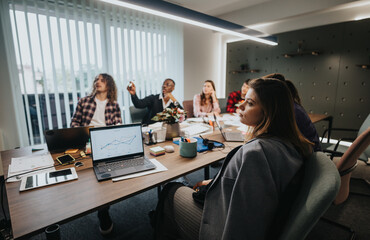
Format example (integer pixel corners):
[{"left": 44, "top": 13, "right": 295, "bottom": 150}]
[{"left": 200, "top": 137, "right": 304, "bottom": 240}]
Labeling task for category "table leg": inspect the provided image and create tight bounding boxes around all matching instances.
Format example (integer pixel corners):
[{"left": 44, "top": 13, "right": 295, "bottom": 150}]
[
  {"left": 204, "top": 166, "right": 210, "bottom": 179},
  {"left": 327, "top": 116, "right": 333, "bottom": 143},
  {"left": 157, "top": 186, "right": 162, "bottom": 199}
]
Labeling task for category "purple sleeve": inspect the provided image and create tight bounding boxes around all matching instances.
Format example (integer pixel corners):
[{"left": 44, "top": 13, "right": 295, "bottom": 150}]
[{"left": 294, "top": 103, "right": 322, "bottom": 151}]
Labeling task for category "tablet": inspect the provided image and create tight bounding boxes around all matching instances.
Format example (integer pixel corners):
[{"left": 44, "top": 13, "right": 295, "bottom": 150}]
[{"left": 19, "top": 168, "right": 78, "bottom": 192}]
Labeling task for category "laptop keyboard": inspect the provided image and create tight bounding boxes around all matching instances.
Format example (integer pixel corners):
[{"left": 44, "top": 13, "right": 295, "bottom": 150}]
[{"left": 98, "top": 158, "right": 145, "bottom": 172}]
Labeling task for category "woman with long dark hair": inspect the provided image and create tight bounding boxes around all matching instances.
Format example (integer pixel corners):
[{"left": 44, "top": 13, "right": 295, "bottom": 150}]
[
  {"left": 193, "top": 80, "right": 221, "bottom": 117},
  {"left": 153, "top": 78, "right": 313, "bottom": 240},
  {"left": 262, "top": 73, "right": 321, "bottom": 151}
]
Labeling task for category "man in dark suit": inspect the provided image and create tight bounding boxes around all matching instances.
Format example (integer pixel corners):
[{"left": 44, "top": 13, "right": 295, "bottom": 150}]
[{"left": 127, "top": 78, "right": 183, "bottom": 124}]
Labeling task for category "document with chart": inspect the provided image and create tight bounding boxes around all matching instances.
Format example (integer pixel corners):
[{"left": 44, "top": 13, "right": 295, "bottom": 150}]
[{"left": 89, "top": 124, "right": 156, "bottom": 181}]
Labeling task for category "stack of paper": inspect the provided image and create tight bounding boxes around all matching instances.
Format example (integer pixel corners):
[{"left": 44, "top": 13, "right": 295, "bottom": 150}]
[
  {"left": 181, "top": 124, "right": 211, "bottom": 136},
  {"left": 7, "top": 152, "right": 55, "bottom": 182},
  {"left": 149, "top": 146, "right": 165, "bottom": 156}
]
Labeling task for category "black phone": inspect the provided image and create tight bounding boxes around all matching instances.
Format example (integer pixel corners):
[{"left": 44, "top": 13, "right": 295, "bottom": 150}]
[{"left": 56, "top": 154, "right": 75, "bottom": 165}]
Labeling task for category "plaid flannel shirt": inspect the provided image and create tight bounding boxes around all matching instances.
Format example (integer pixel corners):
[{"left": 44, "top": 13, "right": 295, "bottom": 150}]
[
  {"left": 226, "top": 90, "right": 244, "bottom": 113},
  {"left": 70, "top": 96, "right": 122, "bottom": 127}
]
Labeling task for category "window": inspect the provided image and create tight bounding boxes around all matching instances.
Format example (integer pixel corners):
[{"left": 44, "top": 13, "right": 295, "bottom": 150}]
[{"left": 6, "top": 0, "right": 184, "bottom": 145}]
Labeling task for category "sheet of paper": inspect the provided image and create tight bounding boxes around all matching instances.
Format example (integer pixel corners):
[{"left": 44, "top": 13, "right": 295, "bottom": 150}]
[
  {"left": 7, "top": 167, "right": 56, "bottom": 182},
  {"left": 223, "top": 120, "right": 244, "bottom": 127},
  {"left": 112, "top": 159, "right": 168, "bottom": 182},
  {"left": 185, "top": 118, "right": 204, "bottom": 123},
  {"left": 181, "top": 124, "right": 211, "bottom": 136},
  {"left": 237, "top": 125, "right": 249, "bottom": 132},
  {"left": 148, "top": 122, "right": 163, "bottom": 129},
  {"left": 10, "top": 152, "right": 54, "bottom": 173},
  {"left": 222, "top": 114, "right": 240, "bottom": 121}
]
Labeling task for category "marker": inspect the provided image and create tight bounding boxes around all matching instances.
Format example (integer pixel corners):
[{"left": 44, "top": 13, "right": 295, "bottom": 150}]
[{"left": 209, "top": 120, "right": 213, "bottom": 127}]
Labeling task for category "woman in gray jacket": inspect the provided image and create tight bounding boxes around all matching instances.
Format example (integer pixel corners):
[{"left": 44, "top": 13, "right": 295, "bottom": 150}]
[{"left": 153, "top": 78, "right": 313, "bottom": 240}]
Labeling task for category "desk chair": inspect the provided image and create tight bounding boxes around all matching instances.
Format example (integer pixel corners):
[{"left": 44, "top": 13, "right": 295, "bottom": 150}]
[
  {"left": 316, "top": 128, "right": 370, "bottom": 240},
  {"left": 331, "top": 128, "right": 370, "bottom": 205},
  {"left": 278, "top": 152, "right": 340, "bottom": 240},
  {"left": 129, "top": 106, "right": 147, "bottom": 123},
  {"left": 182, "top": 100, "right": 194, "bottom": 118},
  {"left": 218, "top": 98, "right": 227, "bottom": 113},
  {"left": 322, "top": 114, "right": 370, "bottom": 161}
]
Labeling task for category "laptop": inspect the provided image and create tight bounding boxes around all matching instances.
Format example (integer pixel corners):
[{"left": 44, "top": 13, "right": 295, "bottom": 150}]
[
  {"left": 89, "top": 123, "right": 156, "bottom": 181},
  {"left": 44, "top": 126, "right": 91, "bottom": 153},
  {"left": 214, "top": 114, "right": 244, "bottom": 142}
]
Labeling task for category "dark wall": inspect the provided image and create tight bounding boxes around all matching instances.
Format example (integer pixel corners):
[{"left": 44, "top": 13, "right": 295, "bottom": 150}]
[{"left": 226, "top": 19, "right": 370, "bottom": 138}]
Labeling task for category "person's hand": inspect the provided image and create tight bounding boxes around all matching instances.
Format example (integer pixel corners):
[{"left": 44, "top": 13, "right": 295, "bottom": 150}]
[
  {"left": 211, "top": 91, "right": 217, "bottom": 101},
  {"left": 193, "top": 179, "right": 212, "bottom": 190},
  {"left": 165, "top": 92, "right": 177, "bottom": 102},
  {"left": 127, "top": 81, "right": 136, "bottom": 95}
]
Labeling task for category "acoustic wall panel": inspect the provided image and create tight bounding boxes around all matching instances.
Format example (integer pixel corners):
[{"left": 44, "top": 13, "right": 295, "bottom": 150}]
[{"left": 226, "top": 19, "right": 370, "bottom": 138}]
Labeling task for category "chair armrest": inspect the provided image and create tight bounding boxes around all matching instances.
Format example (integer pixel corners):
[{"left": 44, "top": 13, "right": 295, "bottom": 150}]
[
  {"left": 321, "top": 128, "right": 358, "bottom": 142},
  {"left": 333, "top": 137, "right": 356, "bottom": 152},
  {"left": 322, "top": 149, "right": 344, "bottom": 160}
]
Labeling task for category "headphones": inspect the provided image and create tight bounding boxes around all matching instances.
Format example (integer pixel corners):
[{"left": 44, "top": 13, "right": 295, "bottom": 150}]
[{"left": 200, "top": 135, "right": 225, "bottom": 150}]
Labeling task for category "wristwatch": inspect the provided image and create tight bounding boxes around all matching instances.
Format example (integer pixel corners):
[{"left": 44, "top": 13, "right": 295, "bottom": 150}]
[{"left": 174, "top": 101, "right": 179, "bottom": 106}]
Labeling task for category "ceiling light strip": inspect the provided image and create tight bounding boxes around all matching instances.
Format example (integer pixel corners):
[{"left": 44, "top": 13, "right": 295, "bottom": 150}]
[{"left": 100, "top": 0, "right": 277, "bottom": 46}]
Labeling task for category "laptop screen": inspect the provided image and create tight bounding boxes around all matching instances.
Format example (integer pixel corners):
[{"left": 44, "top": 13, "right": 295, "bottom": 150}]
[
  {"left": 44, "top": 126, "right": 91, "bottom": 153},
  {"left": 90, "top": 124, "right": 144, "bottom": 161}
]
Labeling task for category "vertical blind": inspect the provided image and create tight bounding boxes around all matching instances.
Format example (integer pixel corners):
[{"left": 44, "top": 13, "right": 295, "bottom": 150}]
[{"left": 6, "top": 0, "right": 184, "bottom": 145}]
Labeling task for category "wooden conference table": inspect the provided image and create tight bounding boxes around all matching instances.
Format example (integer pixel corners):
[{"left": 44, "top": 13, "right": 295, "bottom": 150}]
[
  {"left": 2, "top": 130, "right": 240, "bottom": 239},
  {"left": 2, "top": 113, "right": 331, "bottom": 239}
]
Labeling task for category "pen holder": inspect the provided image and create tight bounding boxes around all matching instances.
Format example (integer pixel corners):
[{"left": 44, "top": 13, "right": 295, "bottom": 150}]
[
  {"left": 144, "top": 131, "right": 156, "bottom": 145},
  {"left": 155, "top": 127, "right": 167, "bottom": 143},
  {"left": 179, "top": 138, "right": 197, "bottom": 158}
]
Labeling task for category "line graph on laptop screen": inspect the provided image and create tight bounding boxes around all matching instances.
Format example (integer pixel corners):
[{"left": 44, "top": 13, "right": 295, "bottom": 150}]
[{"left": 90, "top": 125, "right": 143, "bottom": 161}]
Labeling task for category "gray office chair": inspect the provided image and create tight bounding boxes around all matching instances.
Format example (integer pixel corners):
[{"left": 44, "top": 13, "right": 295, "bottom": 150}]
[
  {"left": 322, "top": 113, "right": 370, "bottom": 161},
  {"left": 218, "top": 98, "right": 227, "bottom": 113},
  {"left": 129, "top": 106, "right": 147, "bottom": 123},
  {"left": 278, "top": 152, "right": 341, "bottom": 240}
]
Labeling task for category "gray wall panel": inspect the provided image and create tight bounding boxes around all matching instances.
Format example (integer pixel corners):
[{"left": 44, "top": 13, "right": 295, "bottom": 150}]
[{"left": 226, "top": 19, "right": 370, "bottom": 138}]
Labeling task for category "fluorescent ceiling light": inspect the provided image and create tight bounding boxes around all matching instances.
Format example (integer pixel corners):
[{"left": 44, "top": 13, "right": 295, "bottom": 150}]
[
  {"left": 354, "top": 15, "right": 370, "bottom": 21},
  {"left": 100, "top": 0, "right": 277, "bottom": 46}
]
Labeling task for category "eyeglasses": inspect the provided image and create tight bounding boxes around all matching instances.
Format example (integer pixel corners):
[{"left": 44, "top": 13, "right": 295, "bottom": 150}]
[{"left": 162, "top": 83, "right": 174, "bottom": 87}]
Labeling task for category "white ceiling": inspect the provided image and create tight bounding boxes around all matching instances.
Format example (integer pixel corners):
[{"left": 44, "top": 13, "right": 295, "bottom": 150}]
[{"left": 165, "top": 0, "right": 370, "bottom": 36}]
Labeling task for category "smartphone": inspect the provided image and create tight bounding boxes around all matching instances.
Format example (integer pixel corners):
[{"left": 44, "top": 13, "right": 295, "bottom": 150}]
[
  {"left": 19, "top": 168, "right": 78, "bottom": 191},
  {"left": 56, "top": 154, "right": 75, "bottom": 165}
]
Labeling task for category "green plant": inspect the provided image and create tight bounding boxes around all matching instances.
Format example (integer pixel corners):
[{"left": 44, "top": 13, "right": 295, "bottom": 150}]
[{"left": 151, "top": 107, "right": 186, "bottom": 124}]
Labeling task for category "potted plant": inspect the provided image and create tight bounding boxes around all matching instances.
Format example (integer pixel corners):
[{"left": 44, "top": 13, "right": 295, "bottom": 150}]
[{"left": 151, "top": 107, "right": 186, "bottom": 139}]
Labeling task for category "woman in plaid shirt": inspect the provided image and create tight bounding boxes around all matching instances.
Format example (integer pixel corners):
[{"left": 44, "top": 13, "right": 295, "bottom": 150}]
[
  {"left": 226, "top": 79, "right": 251, "bottom": 113},
  {"left": 71, "top": 73, "right": 122, "bottom": 128},
  {"left": 70, "top": 73, "right": 122, "bottom": 235}
]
